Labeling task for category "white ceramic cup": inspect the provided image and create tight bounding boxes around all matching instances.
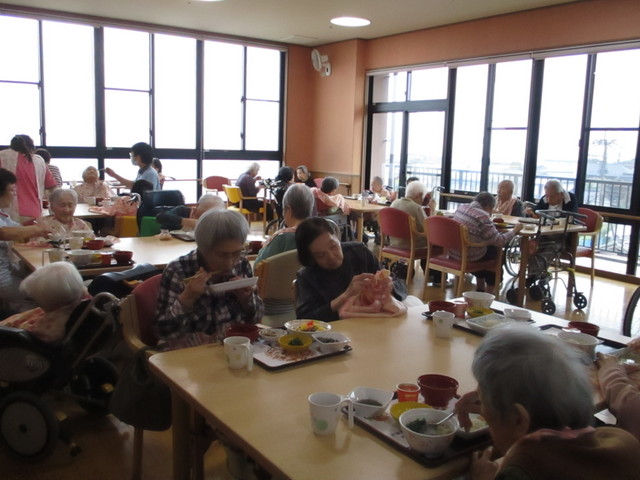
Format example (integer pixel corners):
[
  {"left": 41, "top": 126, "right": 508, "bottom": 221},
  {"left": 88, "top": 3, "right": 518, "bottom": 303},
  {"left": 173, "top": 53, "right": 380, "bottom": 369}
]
[
  {"left": 68, "top": 236, "right": 84, "bottom": 250},
  {"left": 223, "top": 336, "right": 253, "bottom": 371},
  {"left": 308, "top": 392, "right": 354, "bottom": 435},
  {"left": 86, "top": 196, "right": 96, "bottom": 206},
  {"left": 42, "top": 248, "right": 64, "bottom": 264},
  {"left": 433, "top": 310, "right": 456, "bottom": 339}
]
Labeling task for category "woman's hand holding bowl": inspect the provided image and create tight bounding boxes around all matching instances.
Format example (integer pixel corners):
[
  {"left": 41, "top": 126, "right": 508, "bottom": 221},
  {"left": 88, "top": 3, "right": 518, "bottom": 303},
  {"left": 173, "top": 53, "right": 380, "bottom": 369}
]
[
  {"left": 228, "top": 276, "right": 255, "bottom": 303},
  {"left": 179, "top": 268, "right": 213, "bottom": 309}
]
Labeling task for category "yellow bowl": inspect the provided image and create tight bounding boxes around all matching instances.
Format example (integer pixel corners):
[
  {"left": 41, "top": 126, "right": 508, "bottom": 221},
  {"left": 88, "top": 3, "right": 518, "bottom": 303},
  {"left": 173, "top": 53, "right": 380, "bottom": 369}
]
[
  {"left": 278, "top": 334, "right": 313, "bottom": 352},
  {"left": 389, "top": 401, "right": 430, "bottom": 421},
  {"left": 466, "top": 307, "right": 493, "bottom": 318}
]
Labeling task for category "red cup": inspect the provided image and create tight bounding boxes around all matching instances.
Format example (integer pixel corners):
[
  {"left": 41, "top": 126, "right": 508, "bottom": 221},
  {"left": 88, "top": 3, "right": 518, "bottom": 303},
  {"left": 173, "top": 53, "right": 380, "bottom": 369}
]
[
  {"left": 428, "top": 300, "right": 456, "bottom": 315},
  {"left": 225, "top": 324, "right": 259, "bottom": 342},
  {"left": 452, "top": 300, "right": 468, "bottom": 318},
  {"left": 113, "top": 250, "right": 133, "bottom": 265},
  {"left": 396, "top": 383, "right": 420, "bottom": 402},
  {"left": 417, "top": 374, "right": 459, "bottom": 408},
  {"left": 86, "top": 239, "right": 105, "bottom": 250},
  {"left": 568, "top": 321, "right": 600, "bottom": 337},
  {"left": 100, "top": 252, "right": 113, "bottom": 266}
]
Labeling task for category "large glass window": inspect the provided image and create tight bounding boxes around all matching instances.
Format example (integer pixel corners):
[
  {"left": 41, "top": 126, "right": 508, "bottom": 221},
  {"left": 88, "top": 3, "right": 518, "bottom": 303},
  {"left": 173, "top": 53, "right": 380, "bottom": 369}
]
[{"left": 407, "top": 112, "right": 445, "bottom": 190}]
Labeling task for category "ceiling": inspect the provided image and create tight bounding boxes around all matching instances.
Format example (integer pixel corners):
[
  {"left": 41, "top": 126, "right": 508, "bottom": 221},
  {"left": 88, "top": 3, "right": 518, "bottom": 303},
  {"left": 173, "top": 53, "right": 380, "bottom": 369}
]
[{"left": 1, "top": 0, "right": 580, "bottom": 46}]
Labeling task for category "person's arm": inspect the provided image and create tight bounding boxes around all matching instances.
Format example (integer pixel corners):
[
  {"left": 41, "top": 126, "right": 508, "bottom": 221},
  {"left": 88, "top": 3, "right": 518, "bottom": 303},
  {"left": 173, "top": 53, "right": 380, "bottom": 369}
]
[
  {"left": 104, "top": 168, "right": 134, "bottom": 189},
  {"left": 155, "top": 259, "right": 202, "bottom": 339},
  {"left": 0, "top": 224, "right": 50, "bottom": 242},
  {"left": 43, "top": 167, "right": 57, "bottom": 191},
  {"left": 478, "top": 217, "right": 522, "bottom": 248},
  {"left": 597, "top": 354, "right": 640, "bottom": 438},
  {"left": 231, "top": 259, "right": 263, "bottom": 323}
]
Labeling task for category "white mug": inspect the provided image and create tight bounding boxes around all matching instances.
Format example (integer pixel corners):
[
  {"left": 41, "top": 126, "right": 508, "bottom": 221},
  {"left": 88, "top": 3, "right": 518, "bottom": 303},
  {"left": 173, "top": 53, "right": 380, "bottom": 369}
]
[
  {"left": 68, "top": 237, "right": 84, "bottom": 250},
  {"left": 433, "top": 310, "right": 456, "bottom": 339},
  {"left": 308, "top": 392, "right": 354, "bottom": 436},
  {"left": 42, "top": 248, "right": 64, "bottom": 264},
  {"left": 223, "top": 336, "right": 253, "bottom": 371}
]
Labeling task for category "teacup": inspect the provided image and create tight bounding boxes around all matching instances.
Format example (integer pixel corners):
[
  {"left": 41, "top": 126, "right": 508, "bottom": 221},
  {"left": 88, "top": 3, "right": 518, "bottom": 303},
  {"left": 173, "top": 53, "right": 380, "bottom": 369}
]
[
  {"left": 223, "top": 336, "right": 253, "bottom": 371},
  {"left": 433, "top": 311, "right": 456, "bottom": 339},
  {"left": 68, "top": 236, "right": 84, "bottom": 250},
  {"left": 308, "top": 392, "right": 354, "bottom": 435},
  {"left": 113, "top": 250, "right": 133, "bottom": 265},
  {"left": 396, "top": 383, "right": 420, "bottom": 403},
  {"left": 42, "top": 248, "right": 64, "bottom": 264}
]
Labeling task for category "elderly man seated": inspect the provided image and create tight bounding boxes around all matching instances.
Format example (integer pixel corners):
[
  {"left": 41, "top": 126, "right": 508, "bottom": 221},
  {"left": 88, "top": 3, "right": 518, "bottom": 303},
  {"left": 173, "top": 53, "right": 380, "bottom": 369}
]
[
  {"left": 456, "top": 325, "right": 640, "bottom": 480},
  {"left": 389, "top": 181, "right": 434, "bottom": 250},
  {"left": 255, "top": 183, "right": 314, "bottom": 265},
  {"left": 525, "top": 179, "right": 578, "bottom": 216},
  {"left": 156, "top": 194, "right": 225, "bottom": 231},
  {"left": 494, "top": 180, "right": 524, "bottom": 217},
  {"left": 452, "top": 192, "right": 523, "bottom": 293}
]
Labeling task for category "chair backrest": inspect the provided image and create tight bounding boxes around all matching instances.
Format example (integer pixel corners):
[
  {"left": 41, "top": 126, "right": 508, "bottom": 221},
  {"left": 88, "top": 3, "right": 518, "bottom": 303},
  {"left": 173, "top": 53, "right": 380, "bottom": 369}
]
[
  {"left": 130, "top": 274, "right": 163, "bottom": 347},
  {"left": 315, "top": 195, "right": 332, "bottom": 215},
  {"left": 314, "top": 177, "right": 324, "bottom": 188},
  {"left": 378, "top": 207, "right": 412, "bottom": 240},
  {"left": 577, "top": 207, "right": 603, "bottom": 233},
  {"left": 139, "top": 216, "right": 162, "bottom": 237},
  {"left": 223, "top": 184, "right": 242, "bottom": 204},
  {"left": 142, "top": 190, "right": 185, "bottom": 209},
  {"left": 255, "top": 250, "right": 301, "bottom": 316},
  {"left": 203, "top": 176, "right": 230, "bottom": 191},
  {"left": 425, "top": 216, "right": 463, "bottom": 251}
]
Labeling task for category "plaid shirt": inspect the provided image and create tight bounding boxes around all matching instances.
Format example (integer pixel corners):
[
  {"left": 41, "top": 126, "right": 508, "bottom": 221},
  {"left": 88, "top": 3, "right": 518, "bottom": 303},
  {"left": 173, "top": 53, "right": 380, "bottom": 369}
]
[
  {"left": 451, "top": 202, "right": 518, "bottom": 261},
  {"left": 155, "top": 249, "right": 263, "bottom": 349}
]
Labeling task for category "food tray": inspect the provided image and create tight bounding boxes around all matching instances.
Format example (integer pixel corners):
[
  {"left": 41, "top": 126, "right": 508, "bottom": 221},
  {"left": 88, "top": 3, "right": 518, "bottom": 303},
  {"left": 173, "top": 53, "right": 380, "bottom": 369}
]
[
  {"left": 538, "top": 325, "right": 627, "bottom": 355},
  {"left": 422, "top": 308, "right": 533, "bottom": 337},
  {"left": 252, "top": 341, "right": 351, "bottom": 371},
  {"left": 341, "top": 399, "right": 491, "bottom": 468},
  {"left": 74, "top": 259, "right": 135, "bottom": 269},
  {"left": 171, "top": 230, "right": 195, "bottom": 242}
]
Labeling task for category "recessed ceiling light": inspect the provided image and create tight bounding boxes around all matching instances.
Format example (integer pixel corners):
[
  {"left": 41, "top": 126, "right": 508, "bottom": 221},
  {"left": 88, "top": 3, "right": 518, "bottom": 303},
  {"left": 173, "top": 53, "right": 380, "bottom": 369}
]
[{"left": 330, "top": 16, "right": 371, "bottom": 27}]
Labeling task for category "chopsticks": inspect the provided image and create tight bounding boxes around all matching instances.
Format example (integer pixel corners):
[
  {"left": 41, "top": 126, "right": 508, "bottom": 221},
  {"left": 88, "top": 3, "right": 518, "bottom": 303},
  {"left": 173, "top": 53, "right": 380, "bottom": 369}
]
[{"left": 183, "top": 270, "right": 221, "bottom": 286}]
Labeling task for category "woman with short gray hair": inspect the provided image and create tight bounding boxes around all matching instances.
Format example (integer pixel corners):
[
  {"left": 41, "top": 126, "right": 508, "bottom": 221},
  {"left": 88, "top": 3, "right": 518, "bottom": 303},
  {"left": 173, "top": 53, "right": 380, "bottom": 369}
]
[
  {"left": 35, "top": 188, "right": 93, "bottom": 238},
  {"left": 457, "top": 325, "right": 640, "bottom": 479},
  {"left": 155, "top": 209, "right": 263, "bottom": 349}
]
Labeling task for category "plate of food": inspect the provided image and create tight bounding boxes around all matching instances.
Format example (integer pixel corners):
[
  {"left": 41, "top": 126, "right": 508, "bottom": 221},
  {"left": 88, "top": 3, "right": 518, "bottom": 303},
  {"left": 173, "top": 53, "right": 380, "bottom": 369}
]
[
  {"left": 285, "top": 319, "right": 331, "bottom": 336},
  {"left": 209, "top": 276, "right": 258, "bottom": 293},
  {"left": 466, "top": 313, "right": 513, "bottom": 335}
]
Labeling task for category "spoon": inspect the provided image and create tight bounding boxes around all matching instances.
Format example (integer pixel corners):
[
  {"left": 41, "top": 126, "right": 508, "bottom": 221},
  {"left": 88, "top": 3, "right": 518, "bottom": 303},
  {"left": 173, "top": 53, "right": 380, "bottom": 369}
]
[{"left": 425, "top": 411, "right": 456, "bottom": 434}]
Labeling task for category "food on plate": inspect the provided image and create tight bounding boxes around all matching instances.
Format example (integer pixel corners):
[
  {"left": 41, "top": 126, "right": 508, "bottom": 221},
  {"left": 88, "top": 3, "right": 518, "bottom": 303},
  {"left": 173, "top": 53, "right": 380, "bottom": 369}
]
[
  {"left": 288, "top": 337, "right": 304, "bottom": 346},
  {"left": 316, "top": 336, "right": 339, "bottom": 343},
  {"left": 297, "top": 320, "right": 327, "bottom": 332},
  {"left": 356, "top": 398, "right": 383, "bottom": 406},
  {"left": 406, "top": 417, "right": 455, "bottom": 436},
  {"left": 467, "top": 307, "right": 494, "bottom": 318}
]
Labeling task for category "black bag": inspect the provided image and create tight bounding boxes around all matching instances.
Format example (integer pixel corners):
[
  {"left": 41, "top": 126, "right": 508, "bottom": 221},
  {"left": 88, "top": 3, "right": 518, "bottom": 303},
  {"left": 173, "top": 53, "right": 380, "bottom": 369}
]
[{"left": 109, "top": 349, "right": 172, "bottom": 431}]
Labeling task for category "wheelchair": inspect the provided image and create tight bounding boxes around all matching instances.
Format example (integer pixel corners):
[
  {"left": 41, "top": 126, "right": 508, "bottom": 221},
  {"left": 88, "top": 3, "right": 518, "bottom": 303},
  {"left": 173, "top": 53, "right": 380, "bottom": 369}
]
[{"left": 0, "top": 292, "right": 120, "bottom": 462}]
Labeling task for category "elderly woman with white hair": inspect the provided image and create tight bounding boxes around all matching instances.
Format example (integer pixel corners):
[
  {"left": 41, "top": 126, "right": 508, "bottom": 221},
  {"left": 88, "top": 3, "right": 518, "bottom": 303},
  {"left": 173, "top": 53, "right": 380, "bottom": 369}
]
[
  {"left": 525, "top": 179, "right": 578, "bottom": 217},
  {"left": 494, "top": 180, "right": 524, "bottom": 217},
  {"left": 155, "top": 209, "right": 263, "bottom": 349},
  {"left": 74, "top": 166, "right": 114, "bottom": 203},
  {"left": 255, "top": 183, "right": 314, "bottom": 265},
  {"left": 234, "top": 161, "right": 262, "bottom": 213},
  {"left": 34, "top": 188, "right": 93, "bottom": 238},
  {"left": 456, "top": 325, "right": 640, "bottom": 480},
  {"left": 0, "top": 262, "right": 86, "bottom": 343},
  {"left": 389, "top": 180, "right": 435, "bottom": 250}
]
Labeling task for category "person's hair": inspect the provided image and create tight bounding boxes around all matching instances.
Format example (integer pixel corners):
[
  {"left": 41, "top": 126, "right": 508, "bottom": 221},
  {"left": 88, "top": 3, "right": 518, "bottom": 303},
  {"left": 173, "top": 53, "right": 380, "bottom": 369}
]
[
  {"left": 195, "top": 209, "right": 249, "bottom": 252},
  {"left": 275, "top": 166, "right": 294, "bottom": 183},
  {"left": 194, "top": 194, "right": 225, "bottom": 218},
  {"left": 371, "top": 176, "right": 383, "bottom": 186},
  {"left": 0, "top": 168, "right": 17, "bottom": 196},
  {"left": 20, "top": 261, "right": 84, "bottom": 312},
  {"left": 49, "top": 188, "right": 78, "bottom": 205},
  {"left": 35, "top": 148, "right": 51, "bottom": 164},
  {"left": 320, "top": 176, "right": 339, "bottom": 194},
  {"left": 283, "top": 183, "right": 314, "bottom": 220},
  {"left": 405, "top": 181, "right": 426, "bottom": 199},
  {"left": 81, "top": 166, "right": 99, "bottom": 183},
  {"left": 296, "top": 165, "right": 310, "bottom": 177},
  {"left": 473, "top": 325, "right": 593, "bottom": 432},
  {"left": 544, "top": 179, "right": 565, "bottom": 194},
  {"left": 295, "top": 217, "right": 341, "bottom": 267},
  {"left": 131, "top": 179, "right": 154, "bottom": 196},
  {"left": 474, "top": 191, "right": 496, "bottom": 210},
  {"left": 246, "top": 162, "right": 260, "bottom": 176},
  {"left": 152, "top": 158, "right": 163, "bottom": 172},
  {"left": 498, "top": 179, "right": 515, "bottom": 193},
  {"left": 131, "top": 142, "right": 154, "bottom": 166},
  {"left": 406, "top": 176, "right": 419, "bottom": 184},
  {"left": 10, "top": 134, "right": 35, "bottom": 162}
]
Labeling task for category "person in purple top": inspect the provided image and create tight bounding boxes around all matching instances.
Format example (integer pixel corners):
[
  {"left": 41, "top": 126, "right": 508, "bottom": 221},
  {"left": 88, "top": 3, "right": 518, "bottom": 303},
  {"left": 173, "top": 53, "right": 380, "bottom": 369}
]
[{"left": 235, "top": 162, "right": 261, "bottom": 213}]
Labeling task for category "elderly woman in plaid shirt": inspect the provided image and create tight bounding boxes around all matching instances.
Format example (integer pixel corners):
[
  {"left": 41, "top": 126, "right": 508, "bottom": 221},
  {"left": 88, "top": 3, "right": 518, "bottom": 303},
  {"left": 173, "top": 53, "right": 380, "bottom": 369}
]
[{"left": 155, "top": 209, "right": 263, "bottom": 349}]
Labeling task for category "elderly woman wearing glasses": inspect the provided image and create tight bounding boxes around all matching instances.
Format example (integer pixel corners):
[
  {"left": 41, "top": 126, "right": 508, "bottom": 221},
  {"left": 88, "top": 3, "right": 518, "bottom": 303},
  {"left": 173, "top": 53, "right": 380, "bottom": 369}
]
[
  {"left": 456, "top": 325, "right": 640, "bottom": 480},
  {"left": 155, "top": 209, "right": 263, "bottom": 350}
]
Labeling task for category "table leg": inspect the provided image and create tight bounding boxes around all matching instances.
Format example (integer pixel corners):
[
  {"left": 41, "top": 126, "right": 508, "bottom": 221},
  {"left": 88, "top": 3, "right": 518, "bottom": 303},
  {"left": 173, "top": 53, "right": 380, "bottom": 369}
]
[
  {"left": 566, "top": 232, "right": 579, "bottom": 296},
  {"left": 356, "top": 213, "right": 364, "bottom": 243},
  {"left": 171, "top": 390, "right": 192, "bottom": 480},
  {"left": 516, "top": 236, "right": 530, "bottom": 307}
]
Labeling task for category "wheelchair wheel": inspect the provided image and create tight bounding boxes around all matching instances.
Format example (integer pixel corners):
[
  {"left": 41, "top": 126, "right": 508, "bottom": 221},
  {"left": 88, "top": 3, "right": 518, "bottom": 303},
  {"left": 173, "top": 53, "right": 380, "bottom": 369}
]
[
  {"left": 504, "top": 238, "right": 521, "bottom": 277},
  {"left": 529, "top": 284, "right": 543, "bottom": 301},
  {"left": 573, "top": 293, "right": 588, "bottom": 310},
  {"left": 264, "top": 219, "right": 281, "bottom": 236},
  {"left": 69, "top": 357, "right": 119, "bottom": 416},
  {"left": 0, "top": 391, "right": 59, "bottom": 462},
  {"left": 506, "top": 288, "right": 519, "bottom": 305},
  {"left": 541, "top": 298, "right": 556, "bottom": 315}
]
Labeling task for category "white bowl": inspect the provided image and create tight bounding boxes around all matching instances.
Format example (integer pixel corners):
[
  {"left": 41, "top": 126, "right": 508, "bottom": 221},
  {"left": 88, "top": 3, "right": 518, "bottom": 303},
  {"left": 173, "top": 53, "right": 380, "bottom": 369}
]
[
  {"left": 348, "top": 386, "right": 394, "bottom": 418},
  {"left": 462, "top": 291, "right": 495, "bottom": 308},
  {"left": 557, "top": 329, "right": 599, "bottom": 360},
  {"left": 67, "top": 249, "right": 92, "bottom": 267},
  {"left": 258, "top": 328, "right": 286, "bottom": 345},
  {"left": 284, "top": 319, "right": 331, "bottom": 337},
  {"left": 399, "top": 408, "right": 459, "bottom": 458},
  {"left": 466, "top": 313, "right": 513, "bottom": 335},
  {"left": 312, "top": 331, "right": 351, "bottom": 353},
  {"left": 503, "top": 308, "right": 532, "bottom": 321}
]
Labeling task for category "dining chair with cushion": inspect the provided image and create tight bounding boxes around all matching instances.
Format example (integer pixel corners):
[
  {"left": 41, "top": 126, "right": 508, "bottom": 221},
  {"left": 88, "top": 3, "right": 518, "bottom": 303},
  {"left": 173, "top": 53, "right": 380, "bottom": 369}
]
[
  {"left": 422, "top": 215, "right": 504, "bottom": 299},
  {"left": 254, "top": 250, "right": 301, "bottom": 327},
  {"left": 222, "top": 184, "right": 267, "bottom": 231},
  {"left": 377, "top": 207, "right": 428, "bottom": 283},
  {"left": 314, "top": 177, "right": 324, "bottom": 188},
  {"left": 202, "top": 175, "right": 230, "bottom": 193},
  {"left": 575, "top": 207, "right": 603, "bottom": 285}
]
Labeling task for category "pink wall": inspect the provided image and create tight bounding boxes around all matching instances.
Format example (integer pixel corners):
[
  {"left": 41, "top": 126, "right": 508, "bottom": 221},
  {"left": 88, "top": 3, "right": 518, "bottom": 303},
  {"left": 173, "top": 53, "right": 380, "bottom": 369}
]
[{"left": 285, "top": 0, "right": 640, "bottom": 189}]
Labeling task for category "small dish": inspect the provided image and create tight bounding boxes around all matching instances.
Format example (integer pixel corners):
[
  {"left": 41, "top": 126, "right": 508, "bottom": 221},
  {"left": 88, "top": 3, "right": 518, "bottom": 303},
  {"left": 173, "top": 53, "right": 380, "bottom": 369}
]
[
  {"left": 284, "top": 319, "right": 331, "bottom": 336},
  {"left": 462, "top": 291, "right": 495, "bottom": 308},
  {"left": 348, "top": 386, "right": 394, "bottom": 418},
  {"left": 258, "top": 328, "right": 286, "bottom": 345},
  {"left": 466, "top": 307, "right": 494, "bottom": 318},
  {"left": 466, "top": 313, "right": 513, "bottom": 335},
  {"left": 503, "top": 308, "right": 532, "bottom": 321},
  {"left": 277, "top": 334, "right": 312, "bottom": 352},
  {"left": 389, "top": 401, "right": 430, "bottom": 422},
  {"left": 312, "top": 331, "right": 350, "bottom": 353}
]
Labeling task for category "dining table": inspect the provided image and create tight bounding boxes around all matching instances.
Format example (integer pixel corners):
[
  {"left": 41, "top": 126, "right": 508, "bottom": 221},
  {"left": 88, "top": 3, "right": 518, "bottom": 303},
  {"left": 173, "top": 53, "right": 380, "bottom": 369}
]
[
  {"left": 345, "top": 197, "right": 387, "bottom": 242},
  {"left": 148, "top": 302, "right": 630, "bottom": 480},
  {"left": 40, "top": 202, "right": 110, "bottom": 219}
]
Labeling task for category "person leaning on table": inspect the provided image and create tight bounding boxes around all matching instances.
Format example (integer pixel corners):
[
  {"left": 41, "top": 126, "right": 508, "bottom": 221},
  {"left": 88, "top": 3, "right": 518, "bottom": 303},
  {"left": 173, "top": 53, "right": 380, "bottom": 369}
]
[
  {"left": 524, "top": 179, "right": 578, "bottom": 217},
  {"left": 154, "top": 209, "right": 263, "bottom": 350},
  {"left": 455, "top": 325, "right": 640, "bottom": 480}
]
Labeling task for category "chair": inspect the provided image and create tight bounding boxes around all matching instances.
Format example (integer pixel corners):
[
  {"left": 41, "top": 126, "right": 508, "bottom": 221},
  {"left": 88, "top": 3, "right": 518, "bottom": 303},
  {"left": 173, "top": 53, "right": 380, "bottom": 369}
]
[
  {"left": 202, "top": 175, "right": 230, "bottom": 193},
  {"left": 622, "top": 286, "right": 640, "bottom": 338},
  {"left": 254, "top": 250, "right": 301, "bottom": 327},
  {"left": 422, "top": 216, "right": 504, "bottom": 298},
  {"left": 314, "top": 177, "right": 324, "bottom": 188},
  {"left": 377, "top": 207, "right": 428, "bottom": 283},
  {"left": 139, "top": 216, "right": 162, "bottom": 237},
  {"left": 222, "top": 184, "right": 267, "bottom": 231},
  {"left": 575, "top": 207, "right": 603, "bottom": 285}
]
